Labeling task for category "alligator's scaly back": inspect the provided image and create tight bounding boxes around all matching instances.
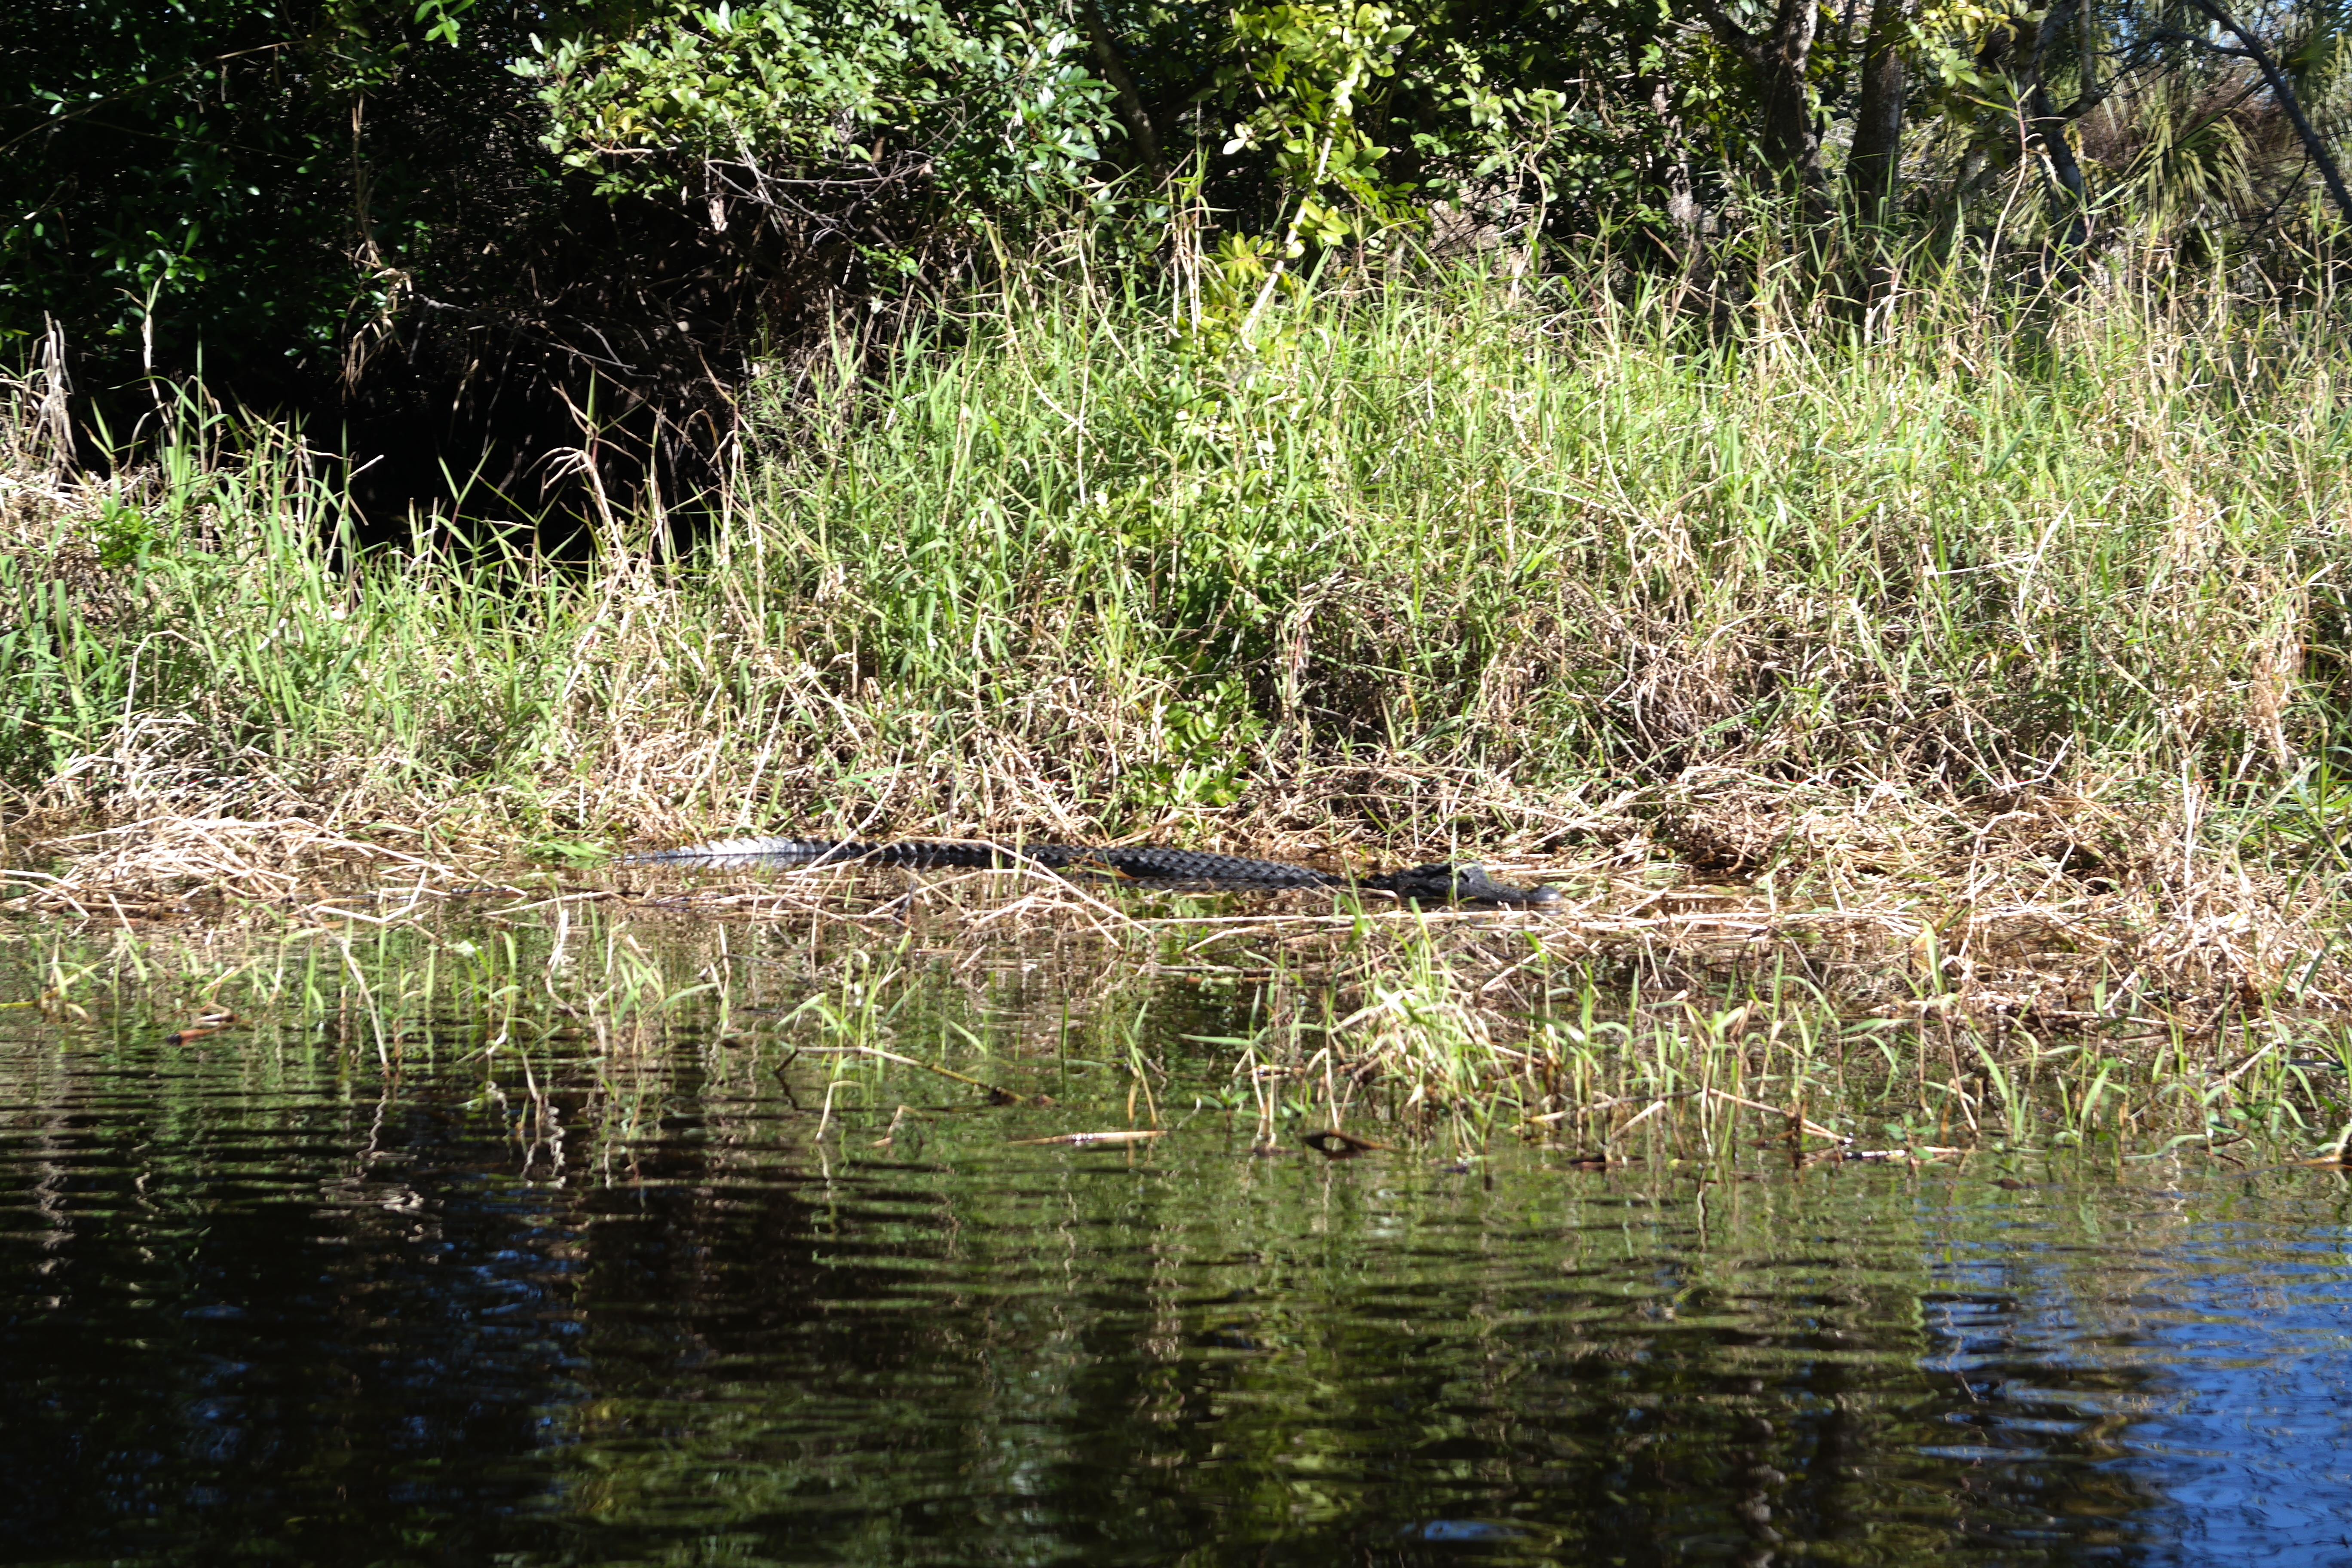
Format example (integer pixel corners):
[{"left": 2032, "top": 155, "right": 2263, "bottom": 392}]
[
  {"left": 617, "top": 837, "right": 1559, "bottom": 905},
  {"left": 619, "top": 837, "right": 876, "bottom": 868}
]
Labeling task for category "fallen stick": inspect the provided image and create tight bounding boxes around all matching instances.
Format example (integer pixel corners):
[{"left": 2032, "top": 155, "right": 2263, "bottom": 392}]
[{"left": 1009, "top": 1130, "right": 1167, "bottom": 1147}]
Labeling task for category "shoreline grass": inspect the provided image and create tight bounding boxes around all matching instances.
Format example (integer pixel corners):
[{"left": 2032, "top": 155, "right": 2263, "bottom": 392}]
[
  {"left": 4, "top": 250, "right": 2351, "bottom": 1083},
  {"left": 10, "top": 888, "right": 2349, "bottom": 1167}
]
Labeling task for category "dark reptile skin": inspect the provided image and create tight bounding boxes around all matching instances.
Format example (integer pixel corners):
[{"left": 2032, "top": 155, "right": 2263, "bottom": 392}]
[
  {"left": 997, "top": 844, "right": 1335, "bottom": 885},
  {"left": 619, "top": 837, "right": 1559, "bottom": 904}
]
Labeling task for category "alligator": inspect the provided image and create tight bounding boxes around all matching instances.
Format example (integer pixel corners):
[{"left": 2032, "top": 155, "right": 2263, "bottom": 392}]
[{"left": 617, "top": 837, "right": 1560, "bottom": 905}]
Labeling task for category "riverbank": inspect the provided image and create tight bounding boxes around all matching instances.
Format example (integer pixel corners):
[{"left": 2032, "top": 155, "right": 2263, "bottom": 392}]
[{"left": 5, "top": 257, "right": 2349, "bottom": 1041}]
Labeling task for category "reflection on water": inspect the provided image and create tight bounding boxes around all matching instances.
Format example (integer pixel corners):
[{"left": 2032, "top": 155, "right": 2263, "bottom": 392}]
[{"left": 3, "top": 916, "right": 2351, "bottom": 1566}]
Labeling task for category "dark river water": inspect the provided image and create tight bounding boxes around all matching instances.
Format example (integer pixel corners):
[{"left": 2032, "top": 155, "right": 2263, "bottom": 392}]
[{"left": 4, "top": 916, "right": 2352, "bottom": 1565}]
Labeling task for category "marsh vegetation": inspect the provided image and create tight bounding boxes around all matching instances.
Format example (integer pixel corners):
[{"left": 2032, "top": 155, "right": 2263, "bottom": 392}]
[
  {"left": 8, "top": 251, "right": 2352, "bottom": 1154},
  {"left": 11, "top": 1, "right": 2352, "bottom": 1555}
]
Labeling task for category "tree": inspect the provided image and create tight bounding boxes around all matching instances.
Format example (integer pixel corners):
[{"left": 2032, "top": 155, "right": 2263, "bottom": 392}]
[
  {"left": 2173, "top": 0, "right": 2352, "bottom": 224},
  {"left": 1680, "top": 0, "right": 1835, "bottom": 220},
  {"left": 1850, "top": 0, "right": 1912, "bottom": 229},
  {"left": 530, "top": 0, "right": 1123, "bottom": 246}
]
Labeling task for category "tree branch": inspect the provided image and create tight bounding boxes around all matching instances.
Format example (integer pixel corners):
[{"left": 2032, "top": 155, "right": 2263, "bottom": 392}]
[
  {"left": 2177, "top": 0, "right": 2352, "bottom": 227},
  {"left": 1076, "top": 0, "right": 1166, "bottom": 185}
]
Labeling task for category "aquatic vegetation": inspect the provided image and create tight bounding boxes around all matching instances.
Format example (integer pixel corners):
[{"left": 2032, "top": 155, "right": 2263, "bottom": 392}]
[
  {"left": 7, "top": 875, "right": 2346, "bottom": 1167},
  {"left": 15, "top": 906, "right": 2350, "bottom": 1563}
]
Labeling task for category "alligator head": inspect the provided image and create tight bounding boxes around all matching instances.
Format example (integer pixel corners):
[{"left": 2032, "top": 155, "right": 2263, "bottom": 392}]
[{"left": 1372, "top": 863, "right": 1560, "bottom": 906}]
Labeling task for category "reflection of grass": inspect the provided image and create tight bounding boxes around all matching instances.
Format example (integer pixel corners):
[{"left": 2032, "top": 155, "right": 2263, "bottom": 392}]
[
  {"left": 1216, "top": 911, "right": 2352, "bottom": 1164},
  {"left": 1, "top": 897, "right": 2223, "bottom": 1560},
  {"left": 9, "top": 891, "right": 2349, "bottom": 1170}
]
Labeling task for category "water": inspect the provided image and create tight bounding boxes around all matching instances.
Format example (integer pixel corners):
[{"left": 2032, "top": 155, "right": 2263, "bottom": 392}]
[{"left": 5, "top": 914, "right": 2352, "bottom": 1565}]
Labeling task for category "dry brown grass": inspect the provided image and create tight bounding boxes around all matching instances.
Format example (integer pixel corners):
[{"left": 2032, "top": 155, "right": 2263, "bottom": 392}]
[{"left": 5, "top": 263, "right": 2349, "bottom": 1075}]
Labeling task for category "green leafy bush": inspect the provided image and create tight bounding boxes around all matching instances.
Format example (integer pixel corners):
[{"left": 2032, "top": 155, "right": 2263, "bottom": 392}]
[
  {"left": 0, "top": 0, "right": 485, "bottom": 380},
  {"left": 530, "top": 0, "right": 1122, "bottom": 250}
]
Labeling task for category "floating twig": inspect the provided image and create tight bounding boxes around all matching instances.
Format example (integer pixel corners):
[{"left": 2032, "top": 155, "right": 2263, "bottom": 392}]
[
  {"left": 1009, "top": 1129, "right": 1167, "bottom": 1147},
  {"left": 165, "top": 1011, "right": 242, "bottom": 1046},
  {"left": 1707, "top": 1087, "right": 1849, "bottom": 1144}
]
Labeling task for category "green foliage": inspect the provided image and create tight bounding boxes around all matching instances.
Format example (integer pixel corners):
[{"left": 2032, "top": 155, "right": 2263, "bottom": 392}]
[
  {"left": 1194, "top": 0, "right": 1682, "bottom": 239},
  {"left": 10, "top": 258, "right": 2346, "bottom": 844},
  {"left": 4, "top": 0, "right": 2347, "bottom": 501},
  {"left": 0, "top": 0, "right": 494, "bottom": 377},
  {"left": 1217, "top": 0, "right": 1420, "bottom": 246},
  {"left": 1893, "top": 0, "right": 2352, "bottom": 259},
  {"left": 528, "top": 0, "right": 1123, "bottom": 238},
  {"left": 1399, "top": 36, "right": 1572, "bottom": 193}
]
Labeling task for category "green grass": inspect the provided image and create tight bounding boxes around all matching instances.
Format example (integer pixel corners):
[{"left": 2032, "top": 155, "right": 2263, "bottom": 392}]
[
  {"left": 13, "top": 890, "right": 2350, "bottom": 1164},
  {"left": 3, "top": 248, "right": 2349, "bottom": 1023}
]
